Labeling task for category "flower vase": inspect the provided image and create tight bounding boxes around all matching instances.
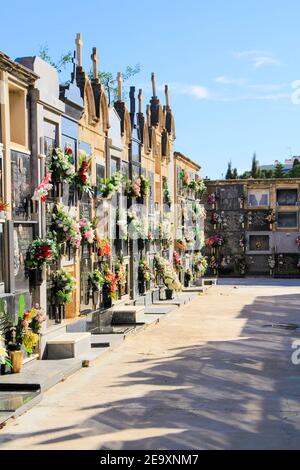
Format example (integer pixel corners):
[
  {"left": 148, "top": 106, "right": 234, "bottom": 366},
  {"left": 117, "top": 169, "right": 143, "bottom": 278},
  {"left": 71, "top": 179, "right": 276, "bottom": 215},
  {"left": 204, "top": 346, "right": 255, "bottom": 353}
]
[
  {"left": 92, "top": 290, "right": 99, "bottom": 307},
  {"left": 29, "top": 268, "right": 44, "bottom": 287},
  {"left": 166, "top": 289, "right": 174, "bottom": 300},
  {"left": 139, "top": 281, "right": 146, "bottom": 295},
  {"left": 103, "top": 284, "right": 112, "bottom": 309},
  {"left": 10, "top": 350, "right": 23, "bottom": 374}
]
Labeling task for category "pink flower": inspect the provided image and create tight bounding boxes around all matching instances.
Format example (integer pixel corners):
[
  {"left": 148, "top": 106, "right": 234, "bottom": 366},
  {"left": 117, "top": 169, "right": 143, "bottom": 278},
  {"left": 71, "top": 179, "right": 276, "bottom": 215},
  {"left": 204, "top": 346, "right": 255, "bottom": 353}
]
[{"left": 22, "top": 320, "right": 29, "bottom": 330}]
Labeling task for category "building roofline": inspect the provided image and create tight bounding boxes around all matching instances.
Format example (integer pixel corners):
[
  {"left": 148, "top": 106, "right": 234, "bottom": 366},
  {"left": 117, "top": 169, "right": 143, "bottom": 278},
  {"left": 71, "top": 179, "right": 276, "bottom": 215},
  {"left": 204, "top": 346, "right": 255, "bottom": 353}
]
[
  {"left": 174, "top": 151, "right": 201, "bottom": 171},
  {"left": 206, "top": 178, "right": 300, "bottom": 184},
  {"left": 0, "top": 51, "right": 39, "bottom": 83}
]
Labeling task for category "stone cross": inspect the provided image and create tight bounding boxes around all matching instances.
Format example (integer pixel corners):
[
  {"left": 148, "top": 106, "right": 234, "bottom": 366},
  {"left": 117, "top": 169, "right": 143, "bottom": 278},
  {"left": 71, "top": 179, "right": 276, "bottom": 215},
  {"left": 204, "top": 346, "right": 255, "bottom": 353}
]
[
  {"left": 91, "top": 47, "right": 99, "bottom": 79},
  {"left": 76, "top": 33, "right": 83, "bottom": 67},
  {"left": 151, "top": 73, "right": 157, "bottom": 97},
  {"left": 165, "top": 85, "right": 169, "bottom": 107},
  {"left": 138, "top": 89, "right": 143, "bottom": 113},
  {"left": 117, "top": 72, "right": 123, "bottom": 101}
]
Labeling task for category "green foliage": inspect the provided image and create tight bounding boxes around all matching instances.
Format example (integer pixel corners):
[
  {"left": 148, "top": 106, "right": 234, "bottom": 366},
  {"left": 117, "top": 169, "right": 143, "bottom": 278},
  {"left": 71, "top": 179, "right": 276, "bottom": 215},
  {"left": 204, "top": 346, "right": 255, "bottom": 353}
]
[
  {"left": 226, "top": 162, "right": 233, "bottom": 179},
  {"left": 97, "top": 64, "right": 141, "bottom": 103},
  {"left": 261, "top": 169, "right": 274, "bottom": 179},
  {"left": 232, "top": 168, "right": 238, "bottom": 179},
  {"left": 289, "top": 164, "right": 300, "bottom": 178},
  {"left": 52, "top": 269, "right": 76, "bottom": 305},
  {"left": 273, "top": 162, "right": 285, "bottom": 178},
  {"left": 239, "top": 171, "right": 252, "bottom": 180},
  {"left": 251, "top": 153, "right": 261, "bottom": 178},
  {"left": 39, "top": 45, "right": 73, "bottom": 73},
  {"left": 89, "top": 270, "right": 105, "bottom": 292}
]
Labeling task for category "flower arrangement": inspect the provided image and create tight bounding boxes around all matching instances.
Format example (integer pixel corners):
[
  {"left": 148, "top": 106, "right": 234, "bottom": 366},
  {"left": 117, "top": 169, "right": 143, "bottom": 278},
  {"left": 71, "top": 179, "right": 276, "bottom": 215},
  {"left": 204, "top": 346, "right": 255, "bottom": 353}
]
[
  {"left": 127, "top": 178, "right": 141, "bottom": 198},
  {"left": 88, "top": 270, "right": 105, "bottom": 292},
  {"left": 47, "top": 147, "right": 75, "bottom": 183},
  {"left": 26, "top": 238, "right": 58, "bottom": 270},
  {"left": 193, "top": 255, "right": 208, "bottom": 276},
  {"left": 207, "top": 193, "right": 217, "bottom": 206},
  {"left": 74, "top": 153, "right": 94, "bottom": 198},
  {"left": 173, "top": 251, "right": 183, "bottom": 272},
  {"left": 79, "top": 218, "right": 95, "bottom": 245},
  {"left": 195, "top": 178, "right": 207, "bottom": 196},
  {"left": 185, "top": 269, "right": 193, "bottom": 283},
  {"left": 239, "top": 236, "right": 246, "bottom": 249},
  {"left": 0, "top": 336, "right": 11, "bottom": 367},
  {"left": 154, "top": 254, "right": 182, "bottom": 292},
  {"left": 268, "top": 257, "right": 276, "bottom": 270},
  {"left": 115, "top": 257, "right": 127, "bottom": 289},
  {"left": 266, "top": 210, "right": 276, "bottom": 224},
  {"left": 205, "top": 234, "right": 224, "bottom": 248},
  {"left": 50, "top": 204, "right": 81, "bottom": 248},
  {"left": 0, "top": 200, "right": 9, "bottom": 215},
  {"left": 140, "top": 175, "right": 151, "bottom": 198},
  {"left": 179, "top": 169, "right": 190, "bottom": 187},
  {"left": 209, "top": 256, "right": 219, "bottom": 270},
  {"left": 139, "top": 259, "right": 154, "bottom": 283},
  {"left": 98, "top": 172, "right": 124, "bottom": 199},
  {"left": 127, "top": 210, "right": 149, "bottom": 239},
  {"left": 103, "top": 265, "right": 118, "bottom": 300},
  {"left": 296, "top": 236, "right": 300, "bottom": 247},
  {"left": 22, "top": 306, "right": 47, "bottom": 354},
  {"left": 97, "top": 238, "right": 112, "bottom": 258},
  {"left": 175, "top": 239, "right": 187, "bottom": 252},
  {"left": 52, "top": 269, "right": 76, "bottom": 305},
  {"left": 32, "top": 172, "right": 53, "bottom": 203},
  {"left": 163, "top": 182, "right": 172, "bottom": 205}
]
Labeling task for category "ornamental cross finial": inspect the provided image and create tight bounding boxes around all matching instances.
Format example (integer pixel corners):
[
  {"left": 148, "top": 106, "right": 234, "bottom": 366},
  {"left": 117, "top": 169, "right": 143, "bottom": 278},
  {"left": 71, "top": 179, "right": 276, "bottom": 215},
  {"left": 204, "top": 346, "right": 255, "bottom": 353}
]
[
  {"left": 91, "top": 47, "right": 99, "bottom": 79},
  {"left": 75, "top": 33, "right": 83, "bottom": 67}
]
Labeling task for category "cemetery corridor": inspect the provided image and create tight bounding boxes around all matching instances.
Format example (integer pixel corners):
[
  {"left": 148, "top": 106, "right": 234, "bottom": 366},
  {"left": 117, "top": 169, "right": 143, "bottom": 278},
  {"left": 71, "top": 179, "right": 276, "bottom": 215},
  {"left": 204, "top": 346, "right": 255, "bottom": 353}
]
[{"left": 0, "top": 282, "right": 300, "bottom": 450}]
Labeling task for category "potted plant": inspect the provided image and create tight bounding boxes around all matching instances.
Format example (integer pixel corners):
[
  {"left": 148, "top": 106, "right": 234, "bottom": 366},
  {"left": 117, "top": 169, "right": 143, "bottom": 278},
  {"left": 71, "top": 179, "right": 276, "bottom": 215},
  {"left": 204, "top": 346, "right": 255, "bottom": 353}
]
[
  {"left": 26, "top": 238, "right": 59, "bottom": 286},
  {"left": 102, "top": 265, "right": 118, "bottom": 309},
  {"left": 51, "top": 269, "right": 76, "bottom": 323},
  {"left": 89, "top": 270, "right": 105, "bottom": 307}
]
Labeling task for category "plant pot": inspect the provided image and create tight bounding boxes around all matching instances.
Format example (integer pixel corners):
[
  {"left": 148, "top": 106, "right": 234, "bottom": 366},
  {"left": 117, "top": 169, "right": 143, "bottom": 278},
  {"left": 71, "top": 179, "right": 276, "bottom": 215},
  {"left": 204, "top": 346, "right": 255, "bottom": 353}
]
[
  {"left": 165, "top": 289, "right": 174, "bottom": 300},
  {"left": 139, "top": 281, "right": 146, "bottom": 295},
  {"left": 184, "top": 278, "right": 190, "bottom": 288},
  {"left": 10, "top": 350, "right": 23, "bottom": 374}
]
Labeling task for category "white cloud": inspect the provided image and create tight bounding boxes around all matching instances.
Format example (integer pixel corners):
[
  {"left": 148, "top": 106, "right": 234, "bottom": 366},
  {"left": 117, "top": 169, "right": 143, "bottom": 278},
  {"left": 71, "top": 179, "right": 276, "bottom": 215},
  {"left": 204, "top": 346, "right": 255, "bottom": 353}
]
[
  {"left": 235, "top": 50, "right": 280, "bottom": 68},
  {"left": 159, "top": 83, "right": 210, "bottom": 100},
  {"left": 215, "top": 76, "right": 247, "bottom": 86}
]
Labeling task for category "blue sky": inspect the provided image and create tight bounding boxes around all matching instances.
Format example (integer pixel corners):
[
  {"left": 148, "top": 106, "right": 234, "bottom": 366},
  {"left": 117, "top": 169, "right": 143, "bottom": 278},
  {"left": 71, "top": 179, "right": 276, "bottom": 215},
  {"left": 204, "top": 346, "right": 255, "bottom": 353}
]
[{"left": 1, "top": 0, "right": 300, "bottom": 178}]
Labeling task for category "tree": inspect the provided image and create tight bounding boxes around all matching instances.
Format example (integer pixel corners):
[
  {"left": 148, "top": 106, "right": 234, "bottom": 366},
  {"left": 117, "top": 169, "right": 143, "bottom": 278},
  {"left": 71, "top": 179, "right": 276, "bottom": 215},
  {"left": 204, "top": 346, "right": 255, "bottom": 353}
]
[
  {"left": 274, "top": 162, "right": 285, "bottom": 178},
  {"left": 261, "top": 169, "right": 274, "bottom": 179},
  {"left": 289, "top": 164, "right": 300, "bottom": 178},
  {"left": 240, "top": 171, "right": 252, "bottom": 180},
  {"left": 225, "top": 161, "right": 233, "bottom": 179},
  {"left": 251, "top": 153, "right": 261, "bottom": 178},
  {"left": 232, "top": 168, "right": 238, "bottom": 179},
  {"left": 39, "top": 45, "right": 72, "bottom": 73}
]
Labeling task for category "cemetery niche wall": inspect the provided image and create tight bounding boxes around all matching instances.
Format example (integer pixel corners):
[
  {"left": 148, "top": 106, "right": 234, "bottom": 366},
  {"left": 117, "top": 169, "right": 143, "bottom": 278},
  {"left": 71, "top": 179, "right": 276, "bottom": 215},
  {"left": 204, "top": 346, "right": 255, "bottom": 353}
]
[{"left": 204, "top": 179, "right": 300, "bottom": 278}]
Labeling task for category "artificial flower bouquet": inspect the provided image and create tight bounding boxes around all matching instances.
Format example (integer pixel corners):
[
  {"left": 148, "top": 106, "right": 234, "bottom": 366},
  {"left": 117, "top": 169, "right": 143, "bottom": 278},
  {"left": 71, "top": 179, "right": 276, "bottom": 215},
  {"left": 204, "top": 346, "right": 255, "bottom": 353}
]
[
  {"left": 52, "top": 269, "right": 76, "bottom": 305},
  {"left": 173, "top": 251, "right": 183, "bottom": 272},
  {"left": 47, "top": 147, "right": 75, "bottom": 183},
  {"left": 193, "top": 254, "right": 208, "bottom": 277},
  {"left": 32, "top": 172, "right": 53, "bottom": 203},
  {"left": 115, "top": 257, "right": 127, "bottom": 289},
  {"left": 50, "top": 204, "right": 82, "bottom": 249},
  {"left": 75, "top": 152, "right": 94, "bottom": 198},
  {"left": 97, "top": 238, "right": 112, "bottom": 258},
  {"left": 89, "top": 270, "right": 105, "bottom": 292},
  {"left": 98, "top": 172, "right": 124, "bottom": 199},
  {"left": 126, "top": 178, "right": 141, "bottom": 198},
  {"left": 0, "top": 200, "right": 9, "bottom": 218},
  {"left": 26, "top": 238, "right": 59, "bottom": 271},
  {"left": 0, "top": 335, "right": 11, "bottom": 367},
  {"left": 79, "top": 218, "right": 95, "bottom": 245},
  {"left": 205, "top": 234, "right": 224, "bottom": 248},
  {"left": 140, "top": 175, "right": 151, "bottom": 198},
  {"left": 154, "top": 254, "right": 182, "bottom": 292},
  {"left": 139, "top": 259, "right": 154, "bottom": 283},
  {"left": 207, "top": 193, "right": 217, "bottom": 206},
  {"left": 103, "top": 265, "right": 118, "bottom": 301}
]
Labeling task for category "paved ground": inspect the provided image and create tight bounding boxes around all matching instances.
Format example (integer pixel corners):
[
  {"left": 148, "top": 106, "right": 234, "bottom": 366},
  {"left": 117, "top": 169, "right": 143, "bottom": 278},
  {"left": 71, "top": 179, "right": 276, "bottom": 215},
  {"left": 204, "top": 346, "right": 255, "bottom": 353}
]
[{"left": 1, "top": 282, "right": 300, "bottom": 450}]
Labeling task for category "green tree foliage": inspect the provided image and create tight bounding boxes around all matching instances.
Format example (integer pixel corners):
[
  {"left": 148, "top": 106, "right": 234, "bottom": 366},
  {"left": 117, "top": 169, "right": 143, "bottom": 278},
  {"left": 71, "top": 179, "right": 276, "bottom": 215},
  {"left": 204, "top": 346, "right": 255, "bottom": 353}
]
[
  {"left": 239, "top": 171, "right": 252, "bottom": 180},
  {"left": 260, "top": 169, "right": 274, "bottom": 179},
  {"left": 289, "top": 164, "right": 300, "bottom": 177},
  {"left": 232, "top": 168, "right": 238, "bottom": 179},
  {"left": 225, "top": 161, "right": 233, "bottom": 179},
  {"left": 39, "top": 45, "right": 73, "bottom": 73},
  {"left": 251, "top": 153, "right": 261, "bottom": 178},
  {"left": 274, "top": 162, "right": 285, "bottom": 178}
]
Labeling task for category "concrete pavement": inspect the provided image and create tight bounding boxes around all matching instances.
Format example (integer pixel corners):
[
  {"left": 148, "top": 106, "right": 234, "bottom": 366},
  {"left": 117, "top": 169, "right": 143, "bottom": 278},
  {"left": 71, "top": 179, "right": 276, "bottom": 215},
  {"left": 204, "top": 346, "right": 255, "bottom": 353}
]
[{"left": 0, "top": 282, "right": 300, "bottom": 450}]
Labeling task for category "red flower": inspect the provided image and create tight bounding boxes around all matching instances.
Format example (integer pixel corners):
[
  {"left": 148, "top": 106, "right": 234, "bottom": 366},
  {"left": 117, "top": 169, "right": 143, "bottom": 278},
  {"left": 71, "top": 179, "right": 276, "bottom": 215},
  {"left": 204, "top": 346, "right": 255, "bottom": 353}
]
[
  {"left": 65, "top": 147, "right": 73, "bottom": 156},
  {"left": 82, "top": 161, "right": 89, "bottom": 168}
]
